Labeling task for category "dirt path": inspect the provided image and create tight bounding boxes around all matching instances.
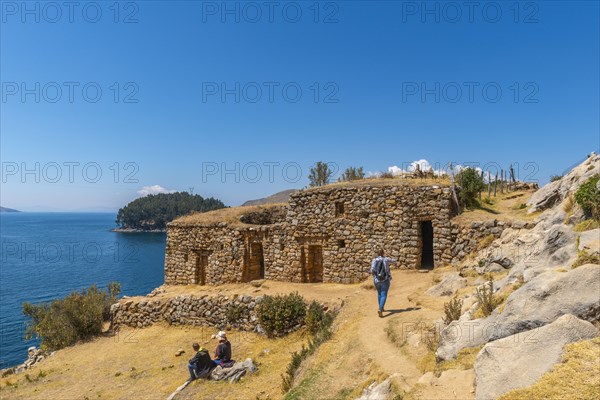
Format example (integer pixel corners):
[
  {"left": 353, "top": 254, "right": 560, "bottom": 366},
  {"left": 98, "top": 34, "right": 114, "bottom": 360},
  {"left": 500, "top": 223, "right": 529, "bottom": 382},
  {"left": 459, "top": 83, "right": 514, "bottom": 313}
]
[{"left": 350, "top": 274, "right": 425, "bottom": 390}]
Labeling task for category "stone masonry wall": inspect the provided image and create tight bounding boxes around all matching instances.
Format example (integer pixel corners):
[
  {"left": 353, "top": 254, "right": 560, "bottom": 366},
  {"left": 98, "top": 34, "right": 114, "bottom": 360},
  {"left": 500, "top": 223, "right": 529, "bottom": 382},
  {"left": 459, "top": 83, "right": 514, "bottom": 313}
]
[{"left": 165, "top": 184, "right": 457, "bottom": 285}]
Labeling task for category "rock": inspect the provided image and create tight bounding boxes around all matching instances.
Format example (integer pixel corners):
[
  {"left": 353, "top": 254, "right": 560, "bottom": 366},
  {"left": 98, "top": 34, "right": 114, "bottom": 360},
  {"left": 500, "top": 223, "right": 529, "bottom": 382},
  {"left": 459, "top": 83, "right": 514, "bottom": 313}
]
[
  {"left": 417, "top": 372, "right": 435, "bottom": 386},
  {"left": 436, "top": 312, "right": 498, "bottom": 361},
  {"left": 578, "top": 228, "right": 600, "bottom": 256},
  {"left": 491, "top": 264, "right": 600, "bottom": 340},
  {"left": 476, "top": 262, "right": 505, "bottom": 274},
  {"left": 527, "top": 153, "right": 599, "bottom": 214},
  {"left": 357, "top": 379, "right": 392, "bottom": 400},
  {"left": 175, "top": 349, "right": 185, "bottom": 357},
  {"left": 475, "top": 314, "right": 598, "bottom": 400},
  {"left": 209, "top": 358, "right": 258, "bottom": 383},
  {"left": 426, "top": 273, "right": 467, "bottom": 297}
]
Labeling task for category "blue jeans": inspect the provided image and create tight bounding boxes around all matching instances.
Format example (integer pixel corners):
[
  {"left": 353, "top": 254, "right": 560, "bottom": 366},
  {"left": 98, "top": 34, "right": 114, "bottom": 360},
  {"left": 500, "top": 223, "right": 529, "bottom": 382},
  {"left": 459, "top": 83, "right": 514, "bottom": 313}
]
[
  {"left": 187, "top": 363, "right": 197, "bottom": 380},
  {"left": 375, "top": 279, "right": 390, "bottom": 311}
]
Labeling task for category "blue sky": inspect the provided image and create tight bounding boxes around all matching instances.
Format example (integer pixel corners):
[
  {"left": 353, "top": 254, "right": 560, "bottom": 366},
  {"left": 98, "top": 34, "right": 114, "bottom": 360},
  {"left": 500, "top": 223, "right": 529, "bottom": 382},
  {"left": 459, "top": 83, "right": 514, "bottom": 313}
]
[{"left": 1, "top": 1, "right": 599, "bottom": 211}]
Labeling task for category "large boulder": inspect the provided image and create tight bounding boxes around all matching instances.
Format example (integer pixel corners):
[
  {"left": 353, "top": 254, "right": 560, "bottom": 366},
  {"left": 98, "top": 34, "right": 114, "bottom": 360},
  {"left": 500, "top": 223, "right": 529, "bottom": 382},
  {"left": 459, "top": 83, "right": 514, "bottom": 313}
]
[
  {"left": 475, "top": 314, "right": 598, "bottom": 400},
  {"left": 426, "top": 273, "right": 467, "bottom": 297},
  {"left": 357, "top": 379, "right": 392, "bottom": 400},
  {"left": 436, "top": 313, "right": 498, "bottom": 361},
  {"left": 527, "top": 153, "right": 599, "bottom": 214},
  {"left": 491, "top": 264, "right": 600, "bottom": 340}
]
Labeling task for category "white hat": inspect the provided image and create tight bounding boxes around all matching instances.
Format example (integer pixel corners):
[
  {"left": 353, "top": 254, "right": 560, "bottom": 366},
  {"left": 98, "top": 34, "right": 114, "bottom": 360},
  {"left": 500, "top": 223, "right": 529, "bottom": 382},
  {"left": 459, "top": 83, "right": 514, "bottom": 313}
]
[{"left": 211, "top": 330, "right": 227, "bottom": 340}]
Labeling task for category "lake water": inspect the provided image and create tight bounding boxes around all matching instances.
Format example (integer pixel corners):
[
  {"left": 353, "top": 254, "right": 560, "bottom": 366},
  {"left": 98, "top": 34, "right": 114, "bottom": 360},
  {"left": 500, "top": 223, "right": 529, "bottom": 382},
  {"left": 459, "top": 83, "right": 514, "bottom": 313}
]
[{"left": 0, "top": 213, "right": 166, "bottom": 369}]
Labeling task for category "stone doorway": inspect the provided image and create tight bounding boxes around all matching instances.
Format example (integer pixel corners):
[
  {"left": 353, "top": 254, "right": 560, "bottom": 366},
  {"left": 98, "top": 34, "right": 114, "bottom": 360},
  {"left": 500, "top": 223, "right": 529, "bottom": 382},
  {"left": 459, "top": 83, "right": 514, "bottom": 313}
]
[
  {"left": 194, "top": 250, "right": 209, "bottom": 285},
  {"left": 420, "top": 221, "right": 434, "bottom": 269},
  {"left": 302, "top": 245, "right": 323, "bottom": 282},
  {"left": 244, "top": 242, "right": 264, "bottom": 282}
]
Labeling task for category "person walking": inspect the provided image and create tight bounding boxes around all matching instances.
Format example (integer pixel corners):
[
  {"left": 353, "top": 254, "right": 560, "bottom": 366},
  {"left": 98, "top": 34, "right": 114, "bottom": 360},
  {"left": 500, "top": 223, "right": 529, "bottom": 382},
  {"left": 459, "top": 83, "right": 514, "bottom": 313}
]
[{"left": 370, "top": 249, "right": 396, "bottom": 318}]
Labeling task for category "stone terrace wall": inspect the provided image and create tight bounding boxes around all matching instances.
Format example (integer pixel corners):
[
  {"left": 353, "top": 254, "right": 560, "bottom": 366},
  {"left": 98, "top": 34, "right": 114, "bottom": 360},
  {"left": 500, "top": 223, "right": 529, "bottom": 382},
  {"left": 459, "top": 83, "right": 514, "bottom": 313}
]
[
  {"left": 450, "top": 219, "right": 537, "bottom": 263},
  {"left": 111, "top": 293, "right": 261, "bottom": 332}
]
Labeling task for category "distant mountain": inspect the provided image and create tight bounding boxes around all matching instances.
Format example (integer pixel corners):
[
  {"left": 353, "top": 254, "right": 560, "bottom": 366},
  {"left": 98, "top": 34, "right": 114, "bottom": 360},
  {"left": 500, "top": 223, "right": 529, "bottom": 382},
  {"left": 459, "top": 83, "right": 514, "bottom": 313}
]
[
  {"left": 0, "top": 207, "right": 20, "bottom": 213},
  {"left": 242, "top": 189, "right": 298, "bottom": 206}
]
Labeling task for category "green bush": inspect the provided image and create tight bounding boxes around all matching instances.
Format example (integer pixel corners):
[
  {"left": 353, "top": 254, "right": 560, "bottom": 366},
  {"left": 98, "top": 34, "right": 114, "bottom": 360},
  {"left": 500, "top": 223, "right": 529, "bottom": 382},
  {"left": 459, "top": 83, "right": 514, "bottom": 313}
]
[
  {"left": 225, "top": 303, "right": 246, "bottom": 324},
  {"left": 305, "top": 301, "right": 336, "bottom": 335},
  {"left": 550, "top": 175, "right": 563, "bottom": 182},
  {"left": 475, "top": 280, "right": 501, "bottom": 317},
  {"left": 457, "top": 168, "right": 484, "bottom": 208},
  {"left": 574, "top": 174, "right": 600, "bottom": 221},
  {"left": 256, "top": 292, "right": 306, "bottom": 337},
  {"left": 443, "top": 297, "right": 463, "bottom": 325},
  {"left": 308, "top": 161, "right": 333, "bottom": 187},
  {"left": 23, "top": 283, "right": 121, "bottom": 351}
]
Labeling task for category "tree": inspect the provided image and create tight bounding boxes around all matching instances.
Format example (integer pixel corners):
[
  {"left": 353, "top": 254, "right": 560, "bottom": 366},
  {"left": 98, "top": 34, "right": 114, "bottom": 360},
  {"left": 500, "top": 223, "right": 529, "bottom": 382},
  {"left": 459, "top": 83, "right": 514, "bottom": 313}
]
[
  {"left": 457, "top": 167, "right": 484, "bottom": 208},
  {"left": 338, "top": 166, "right": 365, "bottom": 182},
  {"left": 308, "top": 162, "right": 333, "bottom": 187},
  {"left": 115, "top": 192, "right": 225, "bottom": 230}
]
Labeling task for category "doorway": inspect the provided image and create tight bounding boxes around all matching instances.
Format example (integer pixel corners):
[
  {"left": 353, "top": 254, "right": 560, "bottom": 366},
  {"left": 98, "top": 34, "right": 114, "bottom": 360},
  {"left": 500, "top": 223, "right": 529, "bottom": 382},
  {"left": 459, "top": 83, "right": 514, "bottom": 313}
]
[
  {"left": 244, "top": 242, "right": 264, "bottom": 281},
  {"left": 194, "top": 251, "right": 209, "bottom": 285},
  {"left": 303, "top": 245, "right": 323, "bottom": 282},
  {"left": 420, "top": 221, "right": 434, "bottom": 269}
]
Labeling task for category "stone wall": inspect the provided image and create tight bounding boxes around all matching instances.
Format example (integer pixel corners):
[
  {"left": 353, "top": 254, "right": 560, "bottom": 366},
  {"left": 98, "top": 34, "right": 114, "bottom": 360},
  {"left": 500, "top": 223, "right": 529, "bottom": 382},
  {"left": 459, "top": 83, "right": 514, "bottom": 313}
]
[
  {"left": 165, "top": 183, "right": 457, "bottom": 285},
  {"left": 110, "top": 293, "right": 262, "bottom": 332},
  {"left": 450, "top": 219, "right": 536, "bottom": 263}
]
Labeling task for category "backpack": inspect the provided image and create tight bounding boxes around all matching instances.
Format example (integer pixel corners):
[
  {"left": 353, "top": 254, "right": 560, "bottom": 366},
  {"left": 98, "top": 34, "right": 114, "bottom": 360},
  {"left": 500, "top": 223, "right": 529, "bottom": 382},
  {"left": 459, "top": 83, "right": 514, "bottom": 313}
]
[{"left": 374, "top": 258, "right": 387, "bottom": 281}]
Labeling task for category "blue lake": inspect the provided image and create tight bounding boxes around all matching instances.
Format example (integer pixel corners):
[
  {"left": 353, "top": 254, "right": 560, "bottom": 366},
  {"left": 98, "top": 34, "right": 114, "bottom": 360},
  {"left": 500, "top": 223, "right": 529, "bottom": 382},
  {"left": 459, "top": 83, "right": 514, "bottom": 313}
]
[{"left": 0, "top": 212, "right": 166, "bottom": 368}]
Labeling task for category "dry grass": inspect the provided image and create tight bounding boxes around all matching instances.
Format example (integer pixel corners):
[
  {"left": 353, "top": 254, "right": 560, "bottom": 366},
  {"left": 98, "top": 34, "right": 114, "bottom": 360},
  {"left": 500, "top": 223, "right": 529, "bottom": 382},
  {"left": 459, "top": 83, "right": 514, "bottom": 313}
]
[
  {"left": 451, "top": 189, "right": 538, "bottom": 226},
  {"left": 172, "top": 203, "right": 286, "bottom": 226},
  {"left": 499, "top": 337, "right": 600, "bottom": 400},
  {"left": 0, "top": 324, "right": 306, "bottom": 400},
  {"left": 573, "top": 219, "right": 600, "bottom": 232},
  {"left": 305, "top": 176, "right": 451, "bottom": 192},
  {"left": 417, "top": 346, "right": 482, "bottom": 376}
]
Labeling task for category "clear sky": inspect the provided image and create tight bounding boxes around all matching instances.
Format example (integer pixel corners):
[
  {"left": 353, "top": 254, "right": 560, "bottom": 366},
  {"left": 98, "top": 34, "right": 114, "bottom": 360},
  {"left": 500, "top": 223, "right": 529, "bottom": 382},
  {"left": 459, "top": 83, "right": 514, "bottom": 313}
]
[{"left": 1, "top": 0, "right": 599, "bottom": 211}]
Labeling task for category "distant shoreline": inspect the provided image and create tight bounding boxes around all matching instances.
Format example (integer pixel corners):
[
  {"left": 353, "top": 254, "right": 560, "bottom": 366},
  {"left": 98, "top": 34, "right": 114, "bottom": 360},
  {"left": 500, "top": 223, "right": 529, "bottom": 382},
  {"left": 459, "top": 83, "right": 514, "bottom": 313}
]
[{"left": 112, "top": 227, "right": 166, "bottom": 233}]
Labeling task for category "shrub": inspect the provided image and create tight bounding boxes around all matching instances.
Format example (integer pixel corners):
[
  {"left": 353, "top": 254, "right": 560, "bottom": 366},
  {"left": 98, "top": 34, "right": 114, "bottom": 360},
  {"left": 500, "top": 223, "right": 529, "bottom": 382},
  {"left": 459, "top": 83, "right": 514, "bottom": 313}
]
[
  {"left": 379, "top": 171, "right": 395, "bottom": 179},
  {"left": 475, "top": 279, "right": 501, "bottom": 317},
  {"left": 304, "top": 300, "right": 327, "bottom": 335},
  {"left": 574, "top": 174, "right": 600, "bottom": 221},
  {"left": 457, "top": 168, "right": 484, "bottom": 208},
  {"left": 338, "top": 166, "right": 365, "bottom": 182},
  {"left": 256, "top": 292, "right": 306, "bottom": 337},
  {"left": 443, "top": 297, "right": 463, "bottom": 325},
  {"left": 23, "top": 282, "right": 121, "bottom": 351},
  {"left": 225, "top": 303, "right": 246, "bottom": 324},
  {"left": 550, "top": 175, "right": 563, "bottom": 182}
]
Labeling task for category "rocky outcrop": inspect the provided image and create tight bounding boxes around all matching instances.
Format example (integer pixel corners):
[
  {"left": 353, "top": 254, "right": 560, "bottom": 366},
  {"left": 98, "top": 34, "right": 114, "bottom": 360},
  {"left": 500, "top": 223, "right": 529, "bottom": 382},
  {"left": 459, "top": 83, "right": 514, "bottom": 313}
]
[
  {"left": 474, "top": 314, "right": 599, "bottom": 400},
  {"left": 0, "top": 347, "right": 50, "bottom": 377},
  {"left": 426, "top": 272, "right": 467, "bottom": 297},
  {"left": 490, "top": 264, "right": 600, "bottom": 340},
  {"left": 527, "top": 152, "right": 599, "bottom": 213}
]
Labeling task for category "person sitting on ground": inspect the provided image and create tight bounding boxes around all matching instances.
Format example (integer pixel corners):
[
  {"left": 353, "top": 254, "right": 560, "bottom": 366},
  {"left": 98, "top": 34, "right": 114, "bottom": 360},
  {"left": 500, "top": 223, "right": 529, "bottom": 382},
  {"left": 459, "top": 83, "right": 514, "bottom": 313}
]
[
  {"left": 211, "top": 331, "right": 233, "bottom": 367},
  {"left": 187, "top": 342, "right": 214, "bottom": 382}
]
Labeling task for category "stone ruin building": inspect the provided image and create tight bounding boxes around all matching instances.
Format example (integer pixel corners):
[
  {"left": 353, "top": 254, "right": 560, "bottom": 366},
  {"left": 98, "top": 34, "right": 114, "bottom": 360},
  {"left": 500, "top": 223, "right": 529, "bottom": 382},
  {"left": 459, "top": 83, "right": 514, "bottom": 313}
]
[{"left": 165, "top": 181, "right": 464, "bottom": 285}]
